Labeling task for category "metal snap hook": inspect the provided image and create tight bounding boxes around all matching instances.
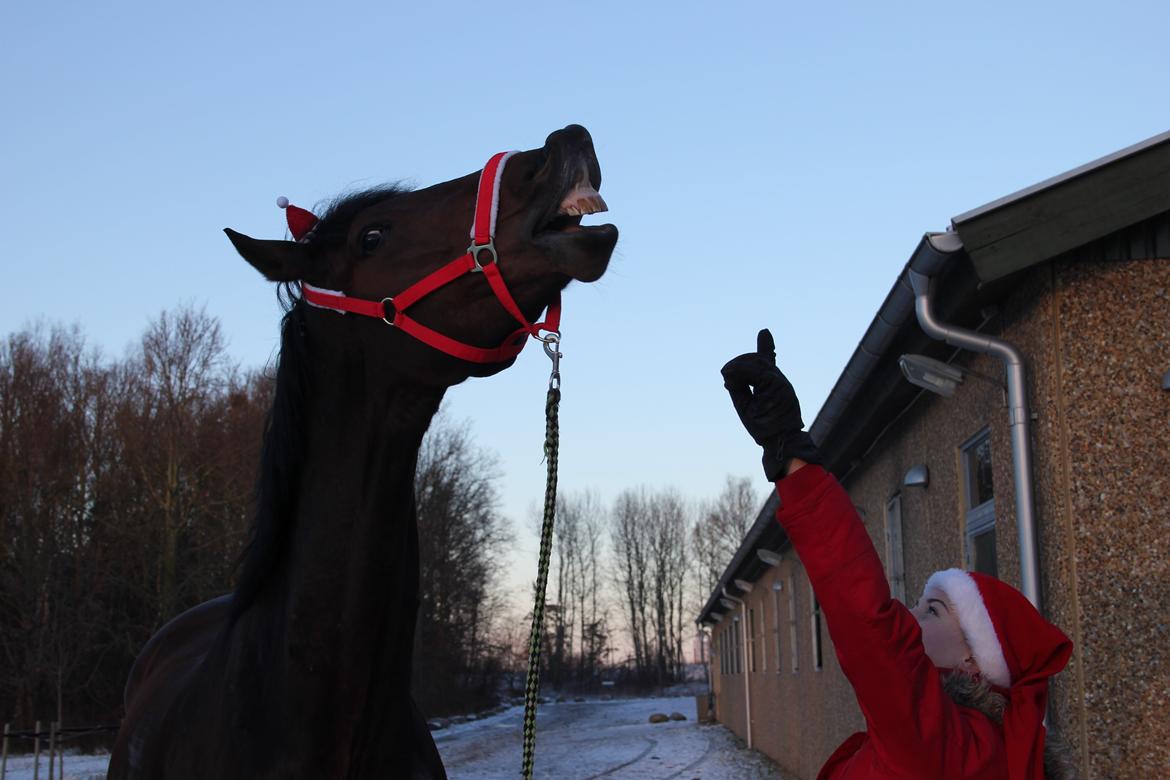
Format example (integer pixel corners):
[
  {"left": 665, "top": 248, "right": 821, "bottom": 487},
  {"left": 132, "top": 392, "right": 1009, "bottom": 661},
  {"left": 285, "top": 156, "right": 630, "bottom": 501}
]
[{"left": 541, "top": 333, "right": 562, "bottom": 390}]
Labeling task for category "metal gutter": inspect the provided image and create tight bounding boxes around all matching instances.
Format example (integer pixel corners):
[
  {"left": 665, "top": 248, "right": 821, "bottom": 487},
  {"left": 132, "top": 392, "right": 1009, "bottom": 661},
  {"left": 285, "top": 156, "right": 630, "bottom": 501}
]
[
  {"left": 908, "top": 262, "right": 1042, "bottom": 609},
  {"left": 809, "top": 231, "right": 965, "bottom": 450}
]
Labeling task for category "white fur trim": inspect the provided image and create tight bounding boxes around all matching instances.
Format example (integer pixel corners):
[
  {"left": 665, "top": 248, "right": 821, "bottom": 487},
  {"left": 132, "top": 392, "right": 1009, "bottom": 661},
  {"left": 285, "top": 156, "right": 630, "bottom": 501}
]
[
  {"left": 300, "top": 282, "right": 350, "bottom": 315},
  {"left": 469, "top": 151, "right": 517, "bottom": 240},
  {"left": 924, "top": 569, "right": 1011, "bottom": 687}
]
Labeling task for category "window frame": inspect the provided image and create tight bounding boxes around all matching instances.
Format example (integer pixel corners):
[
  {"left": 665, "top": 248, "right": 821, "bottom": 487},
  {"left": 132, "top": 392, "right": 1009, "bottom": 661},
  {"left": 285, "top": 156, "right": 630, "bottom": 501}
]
[
  {"left": 748, "top": 607, "right": 757, "bottom": 673},
  {"left": 961, "top": 428, "right": 998, "bottom": 576},
  {"left": 884, "top": 492, "right": 906, "bottom": 603},
  {"left": 787, "top": 574, "right": 799, "bottom": 673},
  {"left": 731, "top": 615, "right": 742, "bottom": 675},
  {"left": 772, "top": 583, "right": 782, "bottom": 672}
]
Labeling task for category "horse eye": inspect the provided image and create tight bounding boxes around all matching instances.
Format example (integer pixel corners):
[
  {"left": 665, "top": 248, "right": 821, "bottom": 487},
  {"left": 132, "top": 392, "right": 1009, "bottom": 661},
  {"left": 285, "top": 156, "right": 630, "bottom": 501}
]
[{"left": 361, "top": 229, "right": 383, "bottom": 253}]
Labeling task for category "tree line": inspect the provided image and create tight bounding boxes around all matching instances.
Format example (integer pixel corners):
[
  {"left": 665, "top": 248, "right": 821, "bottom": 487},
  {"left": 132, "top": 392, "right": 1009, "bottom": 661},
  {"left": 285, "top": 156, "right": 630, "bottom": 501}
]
[{"left": 0, "top": 306, "right": 761, "bottom": 729}]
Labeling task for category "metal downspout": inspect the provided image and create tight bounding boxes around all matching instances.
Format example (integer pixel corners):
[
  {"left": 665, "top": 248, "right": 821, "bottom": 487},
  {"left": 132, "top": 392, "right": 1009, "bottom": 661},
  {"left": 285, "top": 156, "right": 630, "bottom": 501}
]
[
  {"left": 721, "top": 587, "right": 752, "bottom": 748},
  {"left": 908, "top": 269, "right": 1042, "bottom": 610}
]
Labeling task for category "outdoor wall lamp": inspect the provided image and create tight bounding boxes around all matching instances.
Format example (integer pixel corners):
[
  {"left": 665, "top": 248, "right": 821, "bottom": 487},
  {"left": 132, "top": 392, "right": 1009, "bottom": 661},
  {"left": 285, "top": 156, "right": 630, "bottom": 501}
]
[
  {"left": 756, "top": 549, "right": 783, "bottom": 566},
  {"left": 903, "top": 464, "right": 929, "bottom": 488},
  {"left": 899, "top": 354, "right": 964, "bottom": 397}
]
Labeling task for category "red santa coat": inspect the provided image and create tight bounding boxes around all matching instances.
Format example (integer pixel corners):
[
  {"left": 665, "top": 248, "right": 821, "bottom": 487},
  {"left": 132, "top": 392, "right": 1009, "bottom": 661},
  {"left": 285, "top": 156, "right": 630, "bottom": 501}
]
[{"left": 774, "top": 465, "right": 1010, "bottom": 779}]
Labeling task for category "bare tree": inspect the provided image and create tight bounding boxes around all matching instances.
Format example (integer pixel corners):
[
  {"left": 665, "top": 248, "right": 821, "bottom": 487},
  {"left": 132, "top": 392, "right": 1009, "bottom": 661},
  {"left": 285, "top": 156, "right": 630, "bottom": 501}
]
[
  {"left": 647, "top": 490, "right": 689, "bottom": 682},
  {"left": 413, "top": 411, "right": 514, "bottom": 716},
  {"left": 547, "top": 490, "right": 609, "bottom": 688},
  {"left": 610, "top": 488, "right": 652, "bottom": 681},
  {"left": 0, "top": 311, "right": 263, "bottom": 729},
  {"left": 609, "top": 487, "right": 691, "bottom": 685},
  {"left": 691, "top": 476, "right": 760, "bottom": 605},
  {"left": 122, "top": 304, "right": 232, "bottom": 621}
]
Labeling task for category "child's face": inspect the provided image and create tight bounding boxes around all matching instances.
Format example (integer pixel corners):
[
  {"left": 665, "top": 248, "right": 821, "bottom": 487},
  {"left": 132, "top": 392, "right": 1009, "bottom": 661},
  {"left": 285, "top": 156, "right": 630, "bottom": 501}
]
[{"left": 911, "top": 586, "right": 977, "bottom": 673}]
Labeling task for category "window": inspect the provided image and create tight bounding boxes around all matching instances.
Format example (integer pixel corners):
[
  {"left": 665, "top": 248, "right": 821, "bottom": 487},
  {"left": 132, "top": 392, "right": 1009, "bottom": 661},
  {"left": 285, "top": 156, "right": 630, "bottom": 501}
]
[
  {"left": 811, "top": 586, "right": 823, "bottom": 672},
  {"left": 962, "top": 429, "right": 998, "bottom": 577},
  {"left": 748, "top": 608, "right": 757, "bottom": 673},
  {"left": 787, "top": 574, "right": 799, "bottom": 673},
  {"left": 772, "top": 584, "right": 783, "bottom": 671},
  {"left": 884, "top": 493, "right": 906, "bottom": 603},
  {"left": 731, "top": 617, "right": 742, "bottom": 675}
]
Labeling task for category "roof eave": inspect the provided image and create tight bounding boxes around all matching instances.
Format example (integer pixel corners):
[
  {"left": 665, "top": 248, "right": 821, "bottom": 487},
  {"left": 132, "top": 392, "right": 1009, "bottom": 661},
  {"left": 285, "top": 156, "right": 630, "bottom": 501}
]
[{"left": 954, "top": 129, "right": 1170, "bottom": 282}]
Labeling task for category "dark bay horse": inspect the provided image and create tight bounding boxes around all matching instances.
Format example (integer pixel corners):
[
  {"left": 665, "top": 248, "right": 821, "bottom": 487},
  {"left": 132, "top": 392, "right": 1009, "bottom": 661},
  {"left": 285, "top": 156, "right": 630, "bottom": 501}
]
[{"left": 107, "top": 125, "right": 618, "bottom": 779}]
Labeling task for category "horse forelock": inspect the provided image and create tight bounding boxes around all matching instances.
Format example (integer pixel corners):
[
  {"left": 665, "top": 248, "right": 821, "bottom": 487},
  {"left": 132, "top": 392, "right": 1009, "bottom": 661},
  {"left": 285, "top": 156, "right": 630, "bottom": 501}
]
[{"left": 304, "top": 184, "right": 414, "bottom": 247}]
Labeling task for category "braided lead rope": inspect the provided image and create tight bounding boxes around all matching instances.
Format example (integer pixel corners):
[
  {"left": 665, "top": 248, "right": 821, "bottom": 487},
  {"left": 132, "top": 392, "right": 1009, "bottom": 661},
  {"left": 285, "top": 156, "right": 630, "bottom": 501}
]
[{"left": 520, "top": 384, "right": 561, "bottom": 779}]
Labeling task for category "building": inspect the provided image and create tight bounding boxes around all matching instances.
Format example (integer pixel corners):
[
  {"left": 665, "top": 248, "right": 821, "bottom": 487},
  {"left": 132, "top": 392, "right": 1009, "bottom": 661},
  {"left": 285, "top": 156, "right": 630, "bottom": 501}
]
[{"left": 697, "top": 130, "right": 1170, "bottom": 779}]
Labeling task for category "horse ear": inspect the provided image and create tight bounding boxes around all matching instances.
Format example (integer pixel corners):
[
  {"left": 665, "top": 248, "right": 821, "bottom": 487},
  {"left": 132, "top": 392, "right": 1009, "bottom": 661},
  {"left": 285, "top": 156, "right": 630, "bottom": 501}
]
[{"left": 224, "top": 228, "right": 320, "bottom": 283}]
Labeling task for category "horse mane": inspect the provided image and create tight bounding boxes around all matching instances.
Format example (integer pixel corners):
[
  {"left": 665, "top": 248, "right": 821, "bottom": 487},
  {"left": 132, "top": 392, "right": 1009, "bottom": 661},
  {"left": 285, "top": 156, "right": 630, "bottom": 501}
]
[
  {"left": 230, "top": 295, "right": 310, "bottom": 618},
  {"left": 230, "top": 184, "right": 413, "bottom": 619}
]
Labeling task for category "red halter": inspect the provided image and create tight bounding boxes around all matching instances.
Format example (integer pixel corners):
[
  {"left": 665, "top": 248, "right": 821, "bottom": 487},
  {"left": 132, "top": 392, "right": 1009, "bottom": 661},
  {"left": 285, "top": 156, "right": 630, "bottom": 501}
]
[{"left": 300, "top": 152, "right": 561, "bottom": 364}]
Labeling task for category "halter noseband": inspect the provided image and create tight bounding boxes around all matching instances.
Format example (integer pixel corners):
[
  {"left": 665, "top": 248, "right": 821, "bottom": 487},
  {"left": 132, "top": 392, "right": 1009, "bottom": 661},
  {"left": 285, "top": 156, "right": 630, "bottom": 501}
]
[{"left": 300, "top": 152, "right": 560, "bottom": 364}]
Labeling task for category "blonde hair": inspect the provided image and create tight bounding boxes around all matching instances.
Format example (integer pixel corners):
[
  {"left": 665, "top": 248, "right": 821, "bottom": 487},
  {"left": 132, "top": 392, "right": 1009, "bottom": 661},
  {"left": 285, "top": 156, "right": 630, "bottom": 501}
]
[{"left": 941, "top": 672, "right": 1078, "bottom": 780}]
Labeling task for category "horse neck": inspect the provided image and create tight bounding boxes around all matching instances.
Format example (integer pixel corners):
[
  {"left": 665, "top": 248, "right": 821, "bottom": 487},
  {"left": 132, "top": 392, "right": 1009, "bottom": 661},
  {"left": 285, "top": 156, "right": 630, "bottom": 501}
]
[{"left": 234, "top": 337, "right": 447, "bottom": 739}]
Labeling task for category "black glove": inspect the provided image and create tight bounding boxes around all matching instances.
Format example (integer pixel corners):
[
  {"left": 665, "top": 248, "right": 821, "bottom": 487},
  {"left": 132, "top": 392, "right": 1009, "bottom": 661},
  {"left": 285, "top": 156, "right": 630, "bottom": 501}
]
[{"left": 721, "top": 329, "right": 822, "bottom": 481}]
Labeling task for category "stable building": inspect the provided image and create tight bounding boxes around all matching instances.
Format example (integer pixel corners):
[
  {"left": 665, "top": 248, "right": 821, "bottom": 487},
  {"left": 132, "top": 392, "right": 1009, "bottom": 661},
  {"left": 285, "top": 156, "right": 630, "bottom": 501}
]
[{"left": 697, "top": 130, "right": 1170, "bottom": 780}]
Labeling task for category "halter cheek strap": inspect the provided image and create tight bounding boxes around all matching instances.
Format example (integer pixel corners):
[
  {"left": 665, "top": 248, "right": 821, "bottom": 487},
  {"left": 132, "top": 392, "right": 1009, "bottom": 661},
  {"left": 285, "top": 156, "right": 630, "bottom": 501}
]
[{"left": 300, "top": 151, "right": 561, "bottom": 364}]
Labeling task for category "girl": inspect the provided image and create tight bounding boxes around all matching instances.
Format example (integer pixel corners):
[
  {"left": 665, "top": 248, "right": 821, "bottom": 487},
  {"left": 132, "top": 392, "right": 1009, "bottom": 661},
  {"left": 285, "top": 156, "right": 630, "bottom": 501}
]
[{"left": 722, "top": 330, "right": 1075, "bottom": 780}]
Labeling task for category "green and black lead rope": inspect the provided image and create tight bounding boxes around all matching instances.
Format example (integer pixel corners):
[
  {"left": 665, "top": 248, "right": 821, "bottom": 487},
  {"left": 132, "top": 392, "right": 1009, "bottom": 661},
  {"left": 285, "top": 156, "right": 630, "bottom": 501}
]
[{"left": 520, "top": 382, "right": 561, "bottom": 780}]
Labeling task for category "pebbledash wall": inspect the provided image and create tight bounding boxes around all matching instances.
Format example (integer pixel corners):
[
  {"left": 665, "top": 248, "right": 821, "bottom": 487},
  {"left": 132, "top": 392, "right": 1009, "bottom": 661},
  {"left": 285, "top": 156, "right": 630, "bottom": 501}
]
[{"left": 704, "top": 135, "right": 1170, "bottom": 779}]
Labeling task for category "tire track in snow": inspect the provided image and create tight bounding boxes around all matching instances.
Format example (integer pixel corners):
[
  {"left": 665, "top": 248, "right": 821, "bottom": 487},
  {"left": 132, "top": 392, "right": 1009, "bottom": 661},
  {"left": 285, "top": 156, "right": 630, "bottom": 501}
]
[
  {"left": 662, "top": 732, "right": 714, "bottom": 778},
  {"left": 582, "top": 736, "right": 658, "bottom": 779}
]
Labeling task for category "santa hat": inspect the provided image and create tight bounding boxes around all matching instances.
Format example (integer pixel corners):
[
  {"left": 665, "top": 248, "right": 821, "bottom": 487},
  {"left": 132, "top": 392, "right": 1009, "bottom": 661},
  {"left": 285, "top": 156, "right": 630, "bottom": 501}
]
[
  {"left": 276, "top": 196, "right": 319, "bottom": 242},
  {"left": 925, "top": 569, "right": 1073, "bottom": 780}
]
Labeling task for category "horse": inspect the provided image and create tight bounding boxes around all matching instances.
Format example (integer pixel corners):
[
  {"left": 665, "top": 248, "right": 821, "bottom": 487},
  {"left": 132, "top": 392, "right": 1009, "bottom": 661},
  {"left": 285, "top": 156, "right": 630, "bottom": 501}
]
[{"left": 107, "top": 124, "right": 618, "bottom": 779}]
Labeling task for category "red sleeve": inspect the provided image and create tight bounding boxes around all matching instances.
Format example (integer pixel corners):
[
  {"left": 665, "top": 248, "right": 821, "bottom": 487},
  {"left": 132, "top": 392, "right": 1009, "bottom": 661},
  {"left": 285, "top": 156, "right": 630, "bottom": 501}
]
[{"left": 774, "top": 466, "right": 1002, "bottom": 777}]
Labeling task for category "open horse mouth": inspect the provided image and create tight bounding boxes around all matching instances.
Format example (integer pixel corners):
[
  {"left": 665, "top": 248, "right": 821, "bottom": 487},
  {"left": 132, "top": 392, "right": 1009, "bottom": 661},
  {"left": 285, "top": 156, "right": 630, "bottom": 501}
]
[
  {"left": 537, "top": 180, "right": 609, "bottom": 235},
  {"left": 528, "top": 125, "right": 618, "bottom": 282}
]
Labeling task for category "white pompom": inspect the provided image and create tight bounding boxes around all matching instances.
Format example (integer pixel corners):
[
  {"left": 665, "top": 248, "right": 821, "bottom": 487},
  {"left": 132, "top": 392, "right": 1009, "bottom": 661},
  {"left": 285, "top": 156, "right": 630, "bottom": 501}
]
[{"left": 276, "top": 196, "right": 290, "bottom": 209}]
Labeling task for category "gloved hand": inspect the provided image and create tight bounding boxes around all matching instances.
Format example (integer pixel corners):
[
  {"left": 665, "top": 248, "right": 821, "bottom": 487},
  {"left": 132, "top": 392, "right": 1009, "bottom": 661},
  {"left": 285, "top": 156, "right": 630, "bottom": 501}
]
[{"left": 721, "top": 329, "right": 823, "bottom": 481}]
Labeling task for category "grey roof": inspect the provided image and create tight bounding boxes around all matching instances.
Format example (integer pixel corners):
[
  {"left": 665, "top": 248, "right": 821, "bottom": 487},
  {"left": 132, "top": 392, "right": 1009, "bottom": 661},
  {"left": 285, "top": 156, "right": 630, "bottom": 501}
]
[{"left": 954, "top": 129, "right": 1170, "bottom": 282}]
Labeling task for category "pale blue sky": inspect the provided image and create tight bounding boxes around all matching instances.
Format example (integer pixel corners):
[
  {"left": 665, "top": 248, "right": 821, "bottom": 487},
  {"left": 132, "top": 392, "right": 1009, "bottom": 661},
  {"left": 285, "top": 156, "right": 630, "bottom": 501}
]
[{"left": 4, "top": 1, "right": 1168, "bottom": 604}]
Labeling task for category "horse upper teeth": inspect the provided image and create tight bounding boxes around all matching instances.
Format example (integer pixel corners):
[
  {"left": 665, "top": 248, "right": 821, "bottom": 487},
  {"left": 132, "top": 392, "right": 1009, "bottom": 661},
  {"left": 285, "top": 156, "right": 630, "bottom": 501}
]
[{"left": 558, "top": 184, "right": 608, "bottom": 217}]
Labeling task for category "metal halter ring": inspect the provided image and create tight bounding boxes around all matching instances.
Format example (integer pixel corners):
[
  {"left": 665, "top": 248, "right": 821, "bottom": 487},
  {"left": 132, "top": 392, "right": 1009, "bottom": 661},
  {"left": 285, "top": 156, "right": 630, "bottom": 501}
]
[
  {"left": 468, "top": 240, "right": 498, "bottom": 272},
  {"left": 381, "top": 297, "right": 397, "bottom": 326}
]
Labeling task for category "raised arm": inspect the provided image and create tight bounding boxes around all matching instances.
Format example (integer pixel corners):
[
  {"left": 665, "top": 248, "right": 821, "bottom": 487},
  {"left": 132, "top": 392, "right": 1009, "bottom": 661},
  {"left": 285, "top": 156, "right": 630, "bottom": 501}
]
[{"left": 721, "top": 330, "right": 999, "bottom": 776}]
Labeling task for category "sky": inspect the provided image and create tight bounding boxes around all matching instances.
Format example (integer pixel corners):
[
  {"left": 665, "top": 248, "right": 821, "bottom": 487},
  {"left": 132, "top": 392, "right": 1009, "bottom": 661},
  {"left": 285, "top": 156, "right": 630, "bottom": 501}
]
[{"left": 4, "top": 1, "right": 1169, "bottom": 614}]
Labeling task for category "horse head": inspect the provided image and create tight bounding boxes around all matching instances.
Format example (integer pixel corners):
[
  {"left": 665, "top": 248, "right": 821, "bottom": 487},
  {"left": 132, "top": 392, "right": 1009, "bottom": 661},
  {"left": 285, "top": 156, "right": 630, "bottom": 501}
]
[{"left": 225, "top": 124, "right": 618, "bottom": 387}]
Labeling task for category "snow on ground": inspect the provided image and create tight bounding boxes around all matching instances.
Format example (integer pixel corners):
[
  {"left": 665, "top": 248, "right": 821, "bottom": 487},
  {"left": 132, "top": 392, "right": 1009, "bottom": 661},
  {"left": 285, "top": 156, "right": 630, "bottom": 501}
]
[
  {"left": 436, "top": 695, "right": 792, "bottom": 779},
  {"left": 1, "top": 696, "right": 792, "bottom": 779},
  {"left": 3, "top": 749, "right": 110, "bottom": 780}
]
